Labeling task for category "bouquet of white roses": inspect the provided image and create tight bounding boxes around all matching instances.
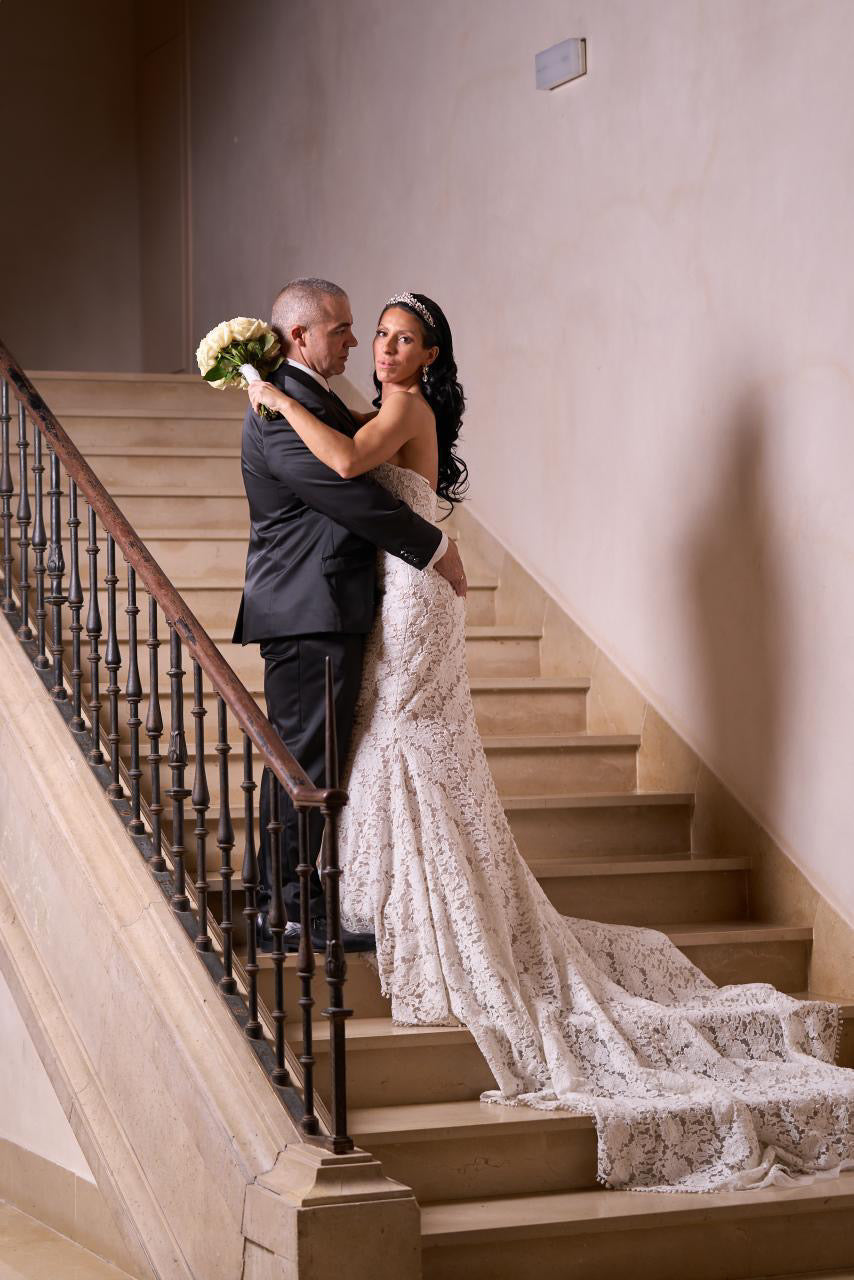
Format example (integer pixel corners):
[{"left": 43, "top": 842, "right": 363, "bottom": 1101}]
[{"left": 195, "top": 316, "right": 283, "bottom": 418}]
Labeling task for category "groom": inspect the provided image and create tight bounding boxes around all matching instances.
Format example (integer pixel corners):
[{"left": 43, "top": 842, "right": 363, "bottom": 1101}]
[{"left": 233, "top": 277, "right": 466, "bottom": 951}]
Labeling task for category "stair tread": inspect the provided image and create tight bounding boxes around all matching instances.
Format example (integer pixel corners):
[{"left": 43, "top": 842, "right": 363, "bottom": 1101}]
[
  {"left": 792, "top": 991, "right": 854, "bottom": 1013},
  {"left": 482, "top": 733, "right": 640, "bottom": 749},
  {"left": 82, "top": 446, "right": 241, "bottom": 457},
  {"left": 203, "top": 791, "right": 695, "bottom": 823},
  {"left": 286, "top": 989, "right": 854, "bottom": 1054},
  {"left": 664, "top": 921, "right": 812, "bottom": 945},
  {"left": 257, "top": 921, "right": 812, "bottom": 979},
  {"left": 465, "top": 625, "right": 541, "bottom": 638},
  {"left": 504, "top": 791, "right": 694, "bottom": 809},
  {"left": 349, "top": 1097, "right": 593, "bottom": 1140},
  {"left": 527, "top": 855, "right": 752, "bottom": 878},
  {"left": 195, "top": 732, "right": 636, "bottom": 761},
  {"left": 206, "top": 854, "right": 750, "bottom": 893},
  {"left": 109, "top": 577, "right": 499, "bottom": 593},
  {"left": 419, "top": 1172, "right": 854, "bottom": 1241},
  {"left": 468, "top": 676, "right": 591, "bottom": 690}
]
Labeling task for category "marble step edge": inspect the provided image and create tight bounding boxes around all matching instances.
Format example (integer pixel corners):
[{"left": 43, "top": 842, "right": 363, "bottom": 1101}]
[
  {"left": 260, "top": 922, "right": 814, "bottom": 998},
  {"left": 79, "top": 445, "right": 242, "bottom": 457},
  {"left": 294, "top": 985, "right": 854, "bottom": 1057},
  {"left": 31, "top": 370, "right": 207, "bottom": 382},
  {"left": 419, "top": 1173, "right": 854, "bottom": 1246},
  {"left": 504, "top": 792, "right": 694, "bottom": 811},
  {"left": 197, "top": 791, "right": 696, "bottom": 824},
  {"left": 99, "top": 578, "right": 501, "bottom": 596},
  {"left": 61, "top": 527, "right": 467, "bottom": 548},
  {"left": 205, "top": 856, "right": 752, "bottom": 900},
  {"left": 193, "top": 735, "right": 641, "bottom": 762}
]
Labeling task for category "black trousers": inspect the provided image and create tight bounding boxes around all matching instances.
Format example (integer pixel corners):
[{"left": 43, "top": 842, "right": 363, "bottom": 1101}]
[{"left": 258, "top": 632, "right": 365, "bottom": 920}]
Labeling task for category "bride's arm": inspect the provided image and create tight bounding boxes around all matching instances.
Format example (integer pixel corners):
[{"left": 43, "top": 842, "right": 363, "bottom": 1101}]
[{"left": 248, "top": 383, "right": 418, "bottom": 478}]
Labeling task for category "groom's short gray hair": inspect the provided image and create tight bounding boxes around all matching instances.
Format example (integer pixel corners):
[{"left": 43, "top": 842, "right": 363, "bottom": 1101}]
[{"left": 272, "top": 277, "right": 348, "bottom": 342}]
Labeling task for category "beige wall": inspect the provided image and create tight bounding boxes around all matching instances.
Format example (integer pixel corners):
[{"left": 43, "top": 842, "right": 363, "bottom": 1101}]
[
  {"left": 0, "top": 968, "right": 93, "bottom": 1181},
  {"left": 0, "top": 0, "right": 142, "bottom": 370},
  {"left": 189, "top": 0, "right": 854, "bottom": 925}
]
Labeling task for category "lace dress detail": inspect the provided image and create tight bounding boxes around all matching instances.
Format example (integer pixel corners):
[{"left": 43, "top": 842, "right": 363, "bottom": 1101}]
[{"left": 338, "top": 463, "right": 854, "bottom": 1192}]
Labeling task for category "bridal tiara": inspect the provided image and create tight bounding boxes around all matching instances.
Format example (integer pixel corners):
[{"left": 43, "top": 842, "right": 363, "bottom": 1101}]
[{"left": 384, "top": 291, "right": 437, "bottom": 330}]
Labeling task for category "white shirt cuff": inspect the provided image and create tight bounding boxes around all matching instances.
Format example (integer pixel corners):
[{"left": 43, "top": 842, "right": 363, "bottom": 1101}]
[{"left": 425, "top": 531, "right": 449, "bottom": 569}]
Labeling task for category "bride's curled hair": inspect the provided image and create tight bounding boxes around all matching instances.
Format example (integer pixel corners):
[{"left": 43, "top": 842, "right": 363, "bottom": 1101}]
[{"left": 373, "top": 292, "right": 468, "bottom": 512}]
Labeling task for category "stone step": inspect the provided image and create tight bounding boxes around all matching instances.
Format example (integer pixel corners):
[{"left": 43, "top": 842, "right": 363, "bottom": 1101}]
[
  {"left": 69, "top": 578, "right": 499, "bottom": 637},
  {"left": 115, "top": 674, "right": 590, "bottom": 740},
  {"left": 350, "top": 1098, "right": 597, "bottom": 1202},
  {"left": 60, "top": 413, "right": 244, "bottom": 452},
  {"left": 256, "top": 923, "right": 813, "bottom": 1040},
  {"left": 467, "top": 677, "right": 589, "bottom": 734},
  {"left": 419, "top": 1175, "right": 854, "bottom": 1280},
  {"left": 73, "top": 492, "right": 251, "bottom": 532},
  {"left": 149, "top": 733, "right": 641, "bottom": 810},
  {"left": 483, "top": 734, "right": 638, "bottom": 795},
  {"left": 185, "top": 792, "right": 694, "bottom": 864},
  {"left": 198, "top": 857, "right": 751, "bottom": 958},
  {"left": 29, "top": 370, "right": 240, "bottom": 417},
  {"left": 114, "top": 678, "right": 587, "bottom": 755},
  {"left": 54, "top": 538, "right": 497, "bottom": 623},
  {"left": 504, "top": 791, "right": 694, "bottom": 858},
  {"left": 83, "top": 451, "right": 245, "bottom": 494}
]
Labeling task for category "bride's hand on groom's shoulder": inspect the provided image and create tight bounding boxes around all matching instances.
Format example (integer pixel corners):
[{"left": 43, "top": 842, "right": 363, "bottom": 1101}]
[{"left": 248, "top": 381, "right": 288, "bottom": 415}]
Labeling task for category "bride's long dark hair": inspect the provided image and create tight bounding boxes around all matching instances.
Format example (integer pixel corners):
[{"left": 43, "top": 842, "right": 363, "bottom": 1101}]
[{"left": 372, "top": 292, "right": 468, "bottom": 511}]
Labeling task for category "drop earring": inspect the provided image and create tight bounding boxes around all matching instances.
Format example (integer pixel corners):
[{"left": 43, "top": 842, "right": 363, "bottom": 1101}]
[{"left": 421, "top": 366, "right": 430, "bottom": 384}]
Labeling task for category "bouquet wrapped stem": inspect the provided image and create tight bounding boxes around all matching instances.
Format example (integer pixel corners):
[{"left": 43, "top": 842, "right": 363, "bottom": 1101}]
[{"left": 196, "top": 317, "right": 283, "bottom": 419}]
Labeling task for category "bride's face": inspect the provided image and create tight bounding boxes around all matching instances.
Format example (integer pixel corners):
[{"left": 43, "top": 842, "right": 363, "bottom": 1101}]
[{"left": 373, "top": 308, "right": 438, "bottom": 388}]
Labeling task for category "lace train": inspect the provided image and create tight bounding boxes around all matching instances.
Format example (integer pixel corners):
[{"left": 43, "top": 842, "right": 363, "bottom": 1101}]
[{"left": 338, "top": 464, "right": 854, "bottom": 1192}]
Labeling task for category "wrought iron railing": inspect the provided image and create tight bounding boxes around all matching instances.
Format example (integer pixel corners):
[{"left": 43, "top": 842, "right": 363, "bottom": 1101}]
[{"left": 0, "top": 341, "right": 353, "bottom": 1153}]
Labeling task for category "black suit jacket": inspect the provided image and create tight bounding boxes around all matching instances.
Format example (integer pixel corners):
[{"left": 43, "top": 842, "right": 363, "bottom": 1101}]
[{"left": 232, "top": 363, "right": 443, "bottom": 642}]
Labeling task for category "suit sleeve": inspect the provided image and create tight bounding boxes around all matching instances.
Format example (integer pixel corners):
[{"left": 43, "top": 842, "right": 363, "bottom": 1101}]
[{"left": 259, "top": 412, "right": 443, "bottom": 569}]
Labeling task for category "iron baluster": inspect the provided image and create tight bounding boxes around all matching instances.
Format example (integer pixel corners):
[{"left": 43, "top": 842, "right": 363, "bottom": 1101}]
[
  {"left": 321, "top": 656, "right": 352, "bottom": 1152},
  {"left": 85, "top": 505, "right": 103, "bottom": 763},
  {"left": 296, "top": 805, "right": 318, "bottom": 1134},
  {"left": 191, "top": 660, "right": 210, "bottom": 951},
  {"left": 15, "top": 401, "right": 31, "bottom": 640},
  {"left": 30, "top": 426, "right": 48, "bottom": 669},
  {"left": 215, "top": 696, "right": 236, "bottom": 993},
  {"left": 241, "top": 734, "right": 262, "bottom": 1040},
  {"left": 125, "top": 566, "right": 144, "bottom": 832},
  {"left": 166, "top": 622, "right": 190, "bottom": 911},
  {"left": 267, "top": 777, "right": 289, "bottom": 1086},
  {"left": 46, "top": 445, "right": 67, "bottom": 700},
  {"left": 66, "top": 480, "right": 85, "bottom": 731},
  {"left": 103, "top": 534, "right": 122, "bottom": 790},
  {"left": 0, "top": 381, "right": 13, "bottom": 613},
  {"left": 145, "top": 599, "right": 165, "bottom": 871}
]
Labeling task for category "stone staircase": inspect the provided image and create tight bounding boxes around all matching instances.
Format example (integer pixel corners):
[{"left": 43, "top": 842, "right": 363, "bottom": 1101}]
[{"left": 32, "top": 372, "right": 854, "bottom": 1279}]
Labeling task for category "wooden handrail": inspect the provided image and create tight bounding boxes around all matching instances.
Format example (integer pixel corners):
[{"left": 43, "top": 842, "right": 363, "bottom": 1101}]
[{"left": 0, "top": 340, "right": 342, "bottom": 809}]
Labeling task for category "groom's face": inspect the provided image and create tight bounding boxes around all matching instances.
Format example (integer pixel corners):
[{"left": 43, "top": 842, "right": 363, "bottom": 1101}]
[{"left": 298, "top": 294, "right": 358, "bottom": 379}]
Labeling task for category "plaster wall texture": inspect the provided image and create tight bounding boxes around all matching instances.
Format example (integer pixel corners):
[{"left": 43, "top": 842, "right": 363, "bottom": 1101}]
[
  {"left": 188, "top": 0, "right": 854, "bottom": 925},
  {"left": 0, "top": 0, "right": 142, "bottom": 370},
  {"left": 0, "top": 967, "right": 94, "bottom": 1181}
]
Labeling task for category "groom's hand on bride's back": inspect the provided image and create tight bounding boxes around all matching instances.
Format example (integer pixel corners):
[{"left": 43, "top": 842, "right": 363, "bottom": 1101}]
[{"left": 434, "top": 539, "right": 467, "bottom": 598}]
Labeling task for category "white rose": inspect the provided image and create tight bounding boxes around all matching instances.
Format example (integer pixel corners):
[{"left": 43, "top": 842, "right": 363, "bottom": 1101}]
[
  {"left": 229, "top": 316, "right": 267, "bottom": 342},
  {"left": 196, "top": 320, "right": 233, "bottom": 373}
]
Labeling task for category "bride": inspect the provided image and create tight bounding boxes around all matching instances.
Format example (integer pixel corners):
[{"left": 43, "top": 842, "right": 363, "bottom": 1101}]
[{"left": 248, "top": 291, "right": 853, "bottom": 1193}]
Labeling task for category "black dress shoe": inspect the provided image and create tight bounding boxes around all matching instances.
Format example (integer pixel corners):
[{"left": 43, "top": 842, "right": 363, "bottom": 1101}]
[
  {"left": 310, "top": 915, "right": 376, "bottom": 953},
  {"left": 255, "top": 913, "right": 301, "bottom": 953}
]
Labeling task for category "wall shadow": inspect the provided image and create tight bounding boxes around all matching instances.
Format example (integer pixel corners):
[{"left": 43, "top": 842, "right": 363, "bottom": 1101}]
[{"left": 683, "top": 387, "right": 790, "bottom": 854}]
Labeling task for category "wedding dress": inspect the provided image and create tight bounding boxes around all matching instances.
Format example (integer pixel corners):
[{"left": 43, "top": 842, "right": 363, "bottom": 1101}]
[{"left": 337, "top": 463, "right": 854, "bottom": 1192}]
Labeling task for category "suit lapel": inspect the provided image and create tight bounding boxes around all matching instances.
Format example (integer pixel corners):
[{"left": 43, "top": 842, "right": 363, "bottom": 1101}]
[{"left": 273, "top": 363, "right": 357, "bottom": 437}]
